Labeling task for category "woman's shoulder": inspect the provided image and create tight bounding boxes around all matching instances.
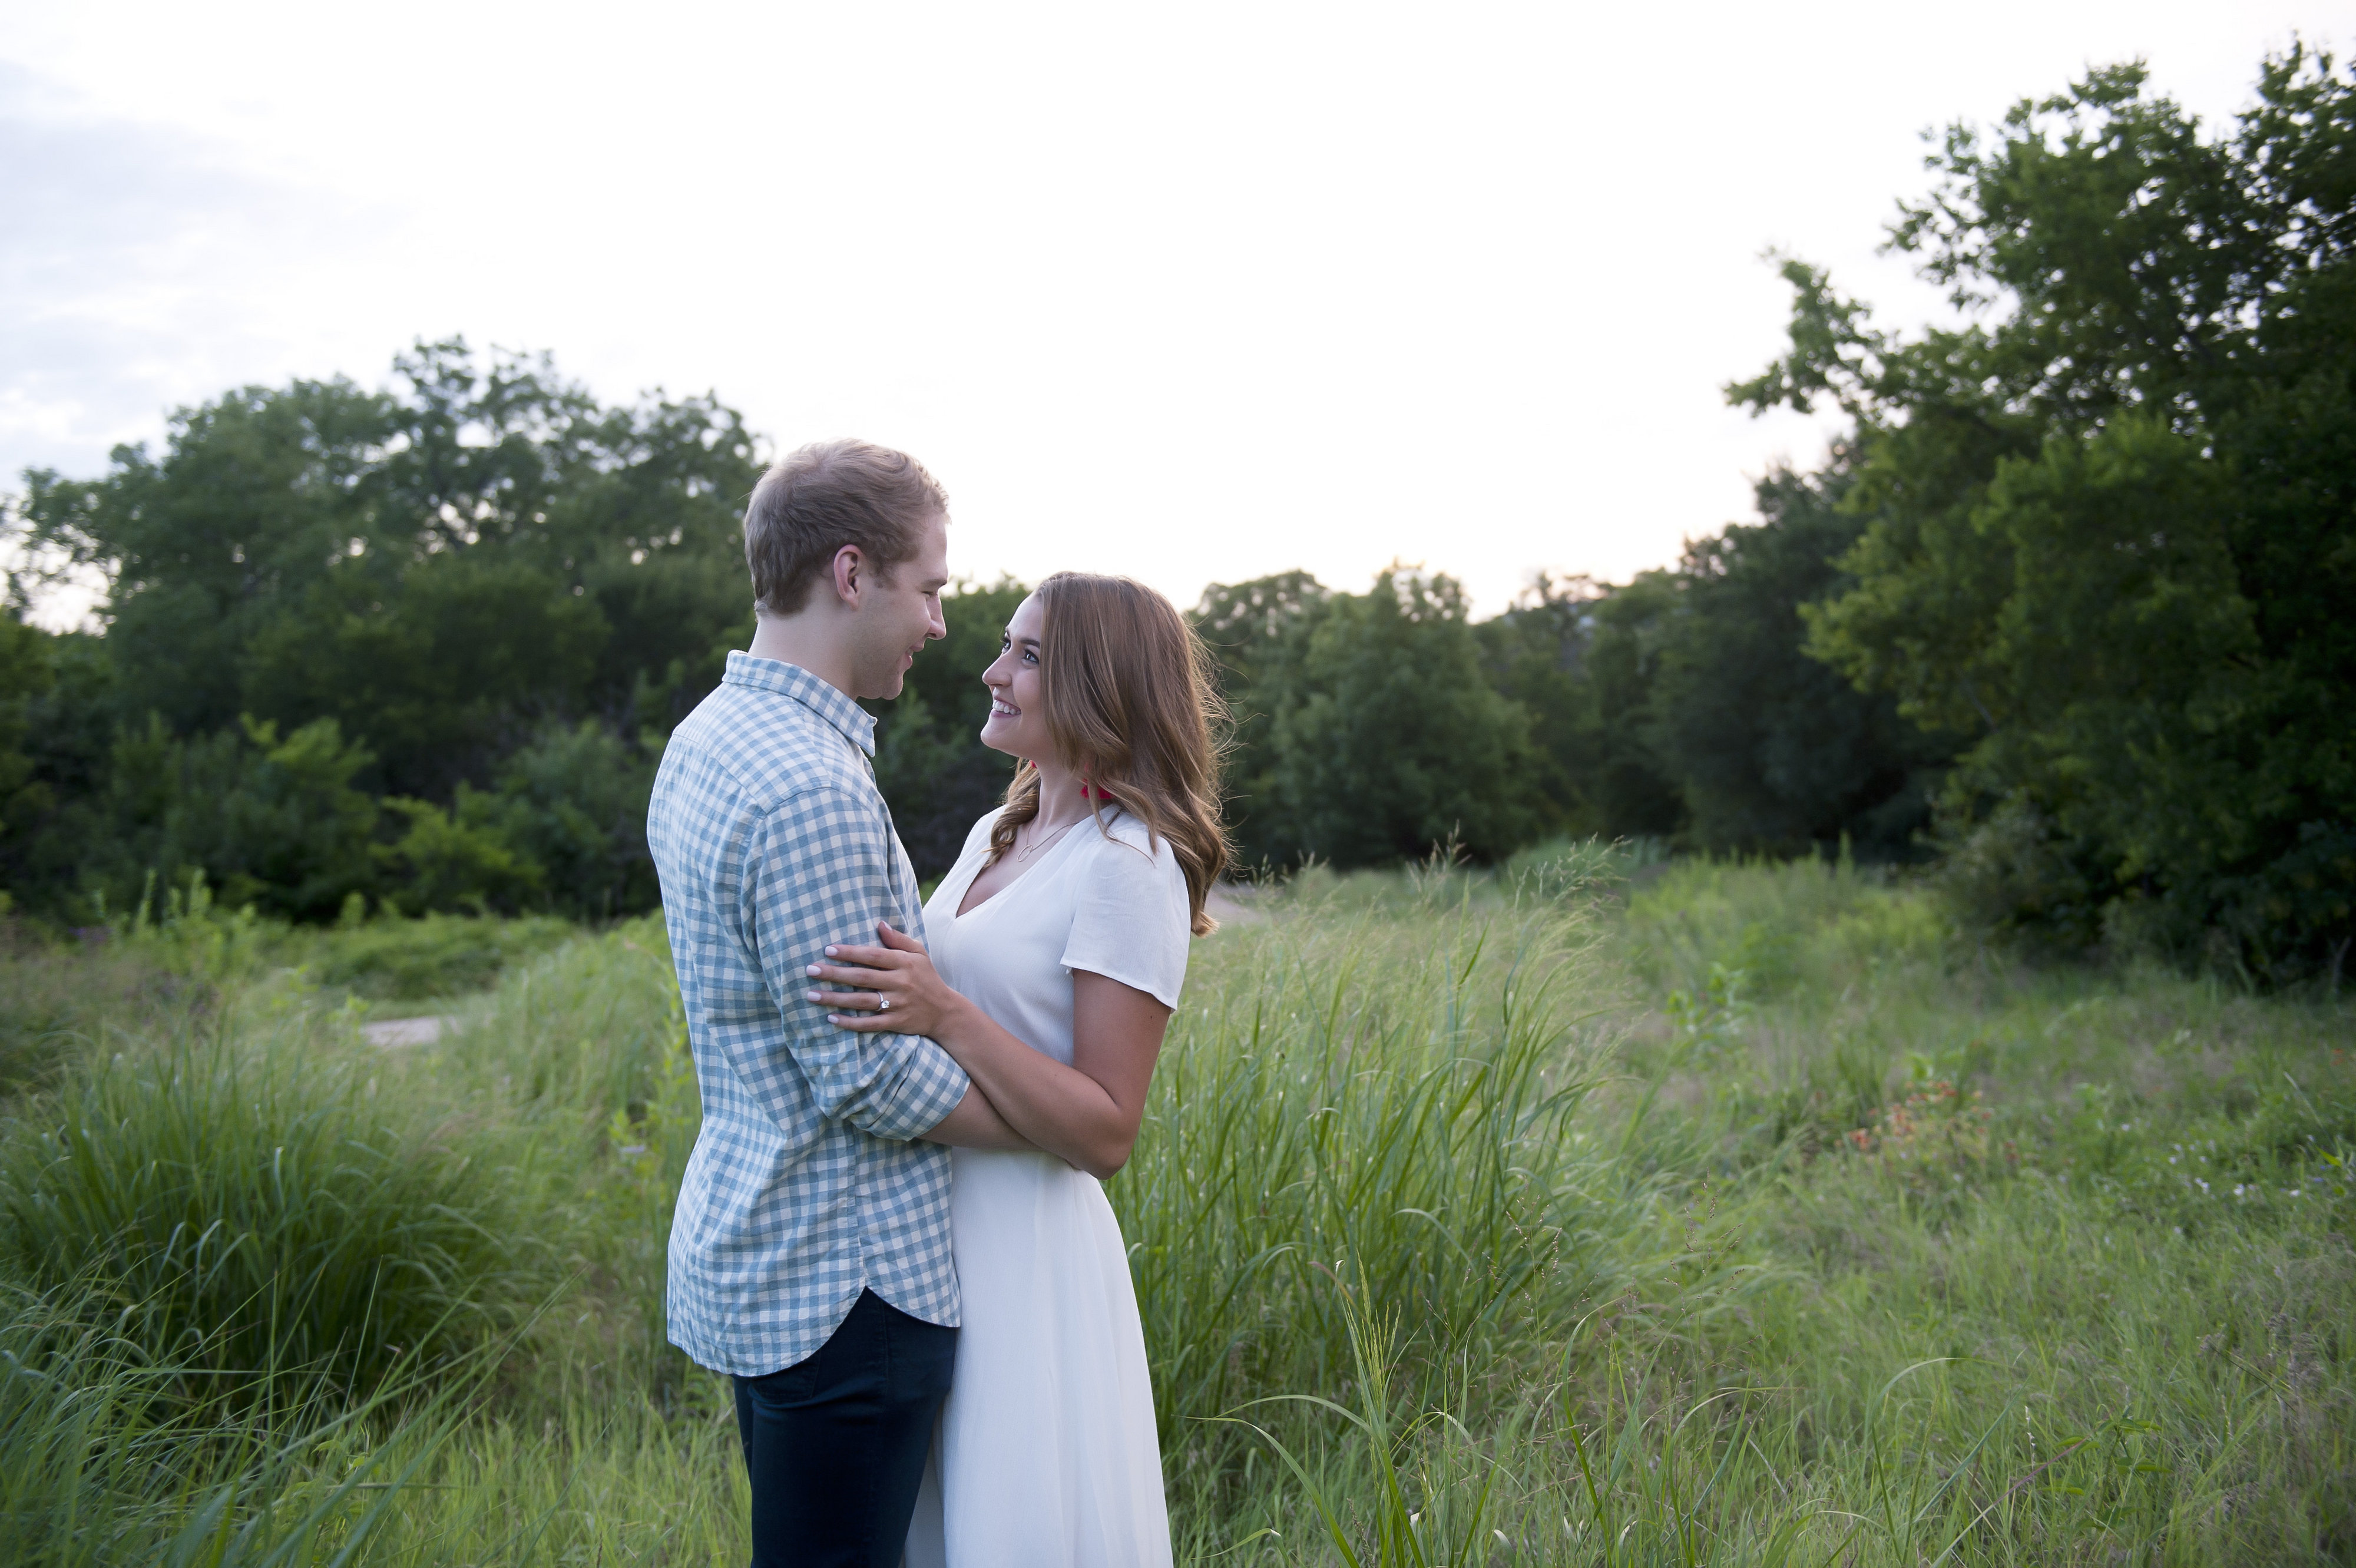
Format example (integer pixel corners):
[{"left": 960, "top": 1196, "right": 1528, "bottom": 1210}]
[
  {"left": 1061, "top": 809, "right": 1193, "bottom": 1005},
  {"left": 1070, "top": 812, "right": 1187, "bottom": 917},
  {"left": 1082, "top": 808, "right": 1177, "bottom": 868}
]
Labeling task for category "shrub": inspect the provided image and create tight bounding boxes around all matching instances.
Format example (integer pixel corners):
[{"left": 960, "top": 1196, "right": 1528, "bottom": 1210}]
[
  {"left": 292, "top": 909, "right": 577, "bottom": 1002},
  {"left": 488, "top": 719, "right": 661, "bottom": 919},
  {"left": 378, "top": 786, "right": 545, "bottom": 916},
  {"left": 81, "top": 714, "right": 381, "bottom": 924}
]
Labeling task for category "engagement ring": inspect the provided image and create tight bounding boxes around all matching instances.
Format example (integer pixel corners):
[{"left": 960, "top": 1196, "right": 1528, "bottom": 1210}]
[{"left": 878, "top": 997, "right": 890, "bottom": 1011}]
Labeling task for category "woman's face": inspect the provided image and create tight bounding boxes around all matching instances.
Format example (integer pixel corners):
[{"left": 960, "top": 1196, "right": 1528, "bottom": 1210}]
[{"left": 978, "top": 594, "right": 1054, "bottom": 762}]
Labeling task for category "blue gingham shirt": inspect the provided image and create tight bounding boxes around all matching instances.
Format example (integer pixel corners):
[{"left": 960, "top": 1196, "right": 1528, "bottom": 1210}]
[{"left": 648, "top": 653, "right": 972, "bottom": 1375}]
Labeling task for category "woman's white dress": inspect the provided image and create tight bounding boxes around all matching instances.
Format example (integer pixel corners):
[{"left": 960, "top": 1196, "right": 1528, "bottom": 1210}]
[{"left": 901, "top": 806, "right": 1188, "bottom": 1568}]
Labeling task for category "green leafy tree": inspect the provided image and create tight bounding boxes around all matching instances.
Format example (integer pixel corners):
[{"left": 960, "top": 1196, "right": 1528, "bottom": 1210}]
[
  {"left": 1478, "top": 573, "right": 1685, "bottom": 843},
  {"left": 1471, "top": 574, "right": 1599, "bottom": 836},
  {"left": 1733, "top": 48, "right": 2356, "bottom": 975},
  {"left": 488, "top": 719, "right": 661, "bottom": 918},
  {"left": 0, "top": 629, "right": 115, "bottom": 918},
  {"left": 87, "top": 716, "right": 382, "bottom": 922},
  {"left": 0, "top": 613, "right": 54, "bottom": 853},
  {"left": 21, "top": 340, "right": 762, "bottom": 800},
  {"left": 1646, "top": 461, "right": 1953, "bottom": 858},
  {"left": 1193, "top": 571, "right": 1333, "bottom": 867},
  {"left": 379, "top": 787, "right": 545, "bottom": 916},
  {"left": 11, "top": 341, "right": 765, "bottom": 920},
  {"left": 1258, "top": 570, "right": 1541, "bottom": 868}
]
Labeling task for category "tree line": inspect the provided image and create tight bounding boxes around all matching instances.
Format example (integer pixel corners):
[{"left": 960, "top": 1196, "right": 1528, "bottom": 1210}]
[
  {"left": 2, "top": 47, "right": 2347, "bottom": 981},
  {"left": 0, "top": 347, "right": 1937, "bottom": 931}
]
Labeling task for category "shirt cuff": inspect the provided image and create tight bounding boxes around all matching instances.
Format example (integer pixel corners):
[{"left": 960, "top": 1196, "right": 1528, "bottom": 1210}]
[{"left": 865, "top": 1035, "right": 972, "bottom": 1141}]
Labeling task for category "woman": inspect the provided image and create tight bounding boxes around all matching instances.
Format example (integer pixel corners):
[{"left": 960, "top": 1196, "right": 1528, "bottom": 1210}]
[{"left": 802, "top": 571, "right": 1227, "bottom": 1568}]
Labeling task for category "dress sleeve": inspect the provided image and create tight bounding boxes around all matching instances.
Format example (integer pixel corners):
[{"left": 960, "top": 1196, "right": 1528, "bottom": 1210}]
[{"left": 1059, "top": 822, "right": 1192, "bottom": 1010}]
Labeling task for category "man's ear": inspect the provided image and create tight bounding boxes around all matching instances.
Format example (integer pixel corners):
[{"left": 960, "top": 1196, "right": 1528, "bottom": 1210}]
[{"left": 829, "top": 545, "right": 865, "bottom": 608}]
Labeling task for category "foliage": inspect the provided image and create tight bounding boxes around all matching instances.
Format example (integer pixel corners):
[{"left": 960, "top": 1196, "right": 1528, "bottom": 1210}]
[
  {"left": 6, "top": 340, "right": 1955, "bottom": 911},
  {"left": 80, "top": 714, "right": 382, "bottom": 923},
  {"left": 487, "top": 719, "right": 662, "bottom": 918},
  {"left": 284, "top": 909, "right": 576, "bottom": 1002},
  {"left": 1468, "top": 467, "right": 1954, "bottom": 864},
  {"left": 1733, "top": 47, "right": 2356, "bottom": 977},
  {"left": 378, "top": 786, "right": 545, "bottom": 915},
  {"left": 0, "top": 610, "right": 55, "bottom": 852},
  {"left": 1477, "top": 572, "right": 1684, "bottom": 843},
  {"left": 5, "top": 340, "right": 759, "bottom": 922},
  {"left": 1191, "top": 570, "right": 1334, "bottom": 866},
  {"left": 1646, "top": 461, "right": 1951, "bottom": 858},
  {"left": 1200, "top": 569, "right": 1542, "bottom": 868},
  {"left": 19, "top": 340, "right": 761, "bottom": 785},
  {"left": 0, "top": 626, "right": 114, "bottom": 912}
]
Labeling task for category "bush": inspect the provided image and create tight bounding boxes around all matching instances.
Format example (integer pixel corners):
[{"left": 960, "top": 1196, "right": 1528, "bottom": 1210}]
[
  {"left": 289, "top": 909, "right": 576, "bottom": 1002},
  {"left": 80, "top": 714, "right": 380, "bottom": 924},
  {"left": 488, "top": 720, "right": 660, "bottom": 918},
  {"left": 0, "top": 1030, "right": 551, "bottom": 1404},
  {"left": 375, "top": 722, "right": 662, "bottom": 921},
  {"left": 379, "top": 786, "right": 545, "bottom": 915}
]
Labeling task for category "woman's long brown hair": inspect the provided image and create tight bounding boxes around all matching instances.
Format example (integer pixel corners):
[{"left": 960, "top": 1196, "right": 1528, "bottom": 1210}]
[{"left": 986, "top": 573, "right": 1232, "bottom": 935}]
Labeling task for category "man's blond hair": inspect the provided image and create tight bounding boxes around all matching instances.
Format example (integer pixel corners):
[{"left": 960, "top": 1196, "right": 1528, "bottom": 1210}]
[{"left": 744, "top": 439, "right": 948, "bottom": 616}]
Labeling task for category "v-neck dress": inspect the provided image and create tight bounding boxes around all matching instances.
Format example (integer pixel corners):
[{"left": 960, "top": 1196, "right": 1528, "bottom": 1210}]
[{"left": 901, "top": 805, "right": 1190, "bottom": 1568}]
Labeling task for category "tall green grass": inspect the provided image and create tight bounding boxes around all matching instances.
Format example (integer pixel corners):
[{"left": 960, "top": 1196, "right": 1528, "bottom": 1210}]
[
  {"left": 0, "top": 1022, "right": 552, "bottom": 1405},
  {"left": 1121, "top": 868, "right": 1652, "bottom": 1517},
  {"left": 0, "top": 1275, "right": 519, "bottom": 1567},
  {"left": 0, "top": 853, "right": 2348, "bottom": 1562}
]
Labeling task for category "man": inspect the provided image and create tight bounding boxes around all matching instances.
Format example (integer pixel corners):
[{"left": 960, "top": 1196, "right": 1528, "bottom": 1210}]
[{"left": 646, "top": 439, "right": 1025, "bottom": 1567}]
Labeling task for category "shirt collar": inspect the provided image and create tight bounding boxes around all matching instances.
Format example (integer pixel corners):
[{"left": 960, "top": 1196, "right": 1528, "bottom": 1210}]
[{"left": 723, "top": 651, "right": 878, "bottom": 757}]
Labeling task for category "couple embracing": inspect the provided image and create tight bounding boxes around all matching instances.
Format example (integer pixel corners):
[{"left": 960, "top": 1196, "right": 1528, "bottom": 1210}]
[{"left": 646, "top": 439, "right": 1224, "bottom": 1567}]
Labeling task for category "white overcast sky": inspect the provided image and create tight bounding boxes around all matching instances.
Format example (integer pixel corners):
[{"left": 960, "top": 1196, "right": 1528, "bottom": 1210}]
[{"left": 1, "top": 1, "right": 2341, "bottom": 629}]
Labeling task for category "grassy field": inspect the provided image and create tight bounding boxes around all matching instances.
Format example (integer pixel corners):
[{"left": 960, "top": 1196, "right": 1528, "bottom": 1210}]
[{"left": 1, "top": 852, "right": 2349, "bottom": 1564}]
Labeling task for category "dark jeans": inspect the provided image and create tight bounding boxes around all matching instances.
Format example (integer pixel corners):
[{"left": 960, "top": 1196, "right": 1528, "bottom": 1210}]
[{"left": 733, "top": 1288, "right": 957, "bottom": 1568}]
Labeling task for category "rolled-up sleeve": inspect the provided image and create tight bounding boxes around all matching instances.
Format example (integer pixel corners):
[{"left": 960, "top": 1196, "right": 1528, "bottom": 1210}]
[{"left": 735, "top": 786, "right": 970, "bottom": 1140}]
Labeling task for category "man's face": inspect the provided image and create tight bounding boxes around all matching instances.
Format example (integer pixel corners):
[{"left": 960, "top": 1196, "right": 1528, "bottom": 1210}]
[{"left": 848, "top": 510, "right": 949, "bottom": 701}]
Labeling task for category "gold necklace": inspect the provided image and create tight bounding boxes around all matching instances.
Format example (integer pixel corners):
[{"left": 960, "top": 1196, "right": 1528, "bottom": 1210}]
[{"left": 1013, "top": 812, "right": 1086, "bottom": 864}]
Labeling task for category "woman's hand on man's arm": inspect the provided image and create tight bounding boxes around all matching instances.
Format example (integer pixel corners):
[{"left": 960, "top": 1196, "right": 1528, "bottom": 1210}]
[{"left": 809, "top": 923, "right": 1171, "bottom": 1178}]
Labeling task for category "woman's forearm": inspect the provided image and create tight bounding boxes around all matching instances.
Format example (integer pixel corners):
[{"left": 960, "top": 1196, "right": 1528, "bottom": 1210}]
[{"left": 934, "top": 997, "right": 1132, "bottom": 1176}]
